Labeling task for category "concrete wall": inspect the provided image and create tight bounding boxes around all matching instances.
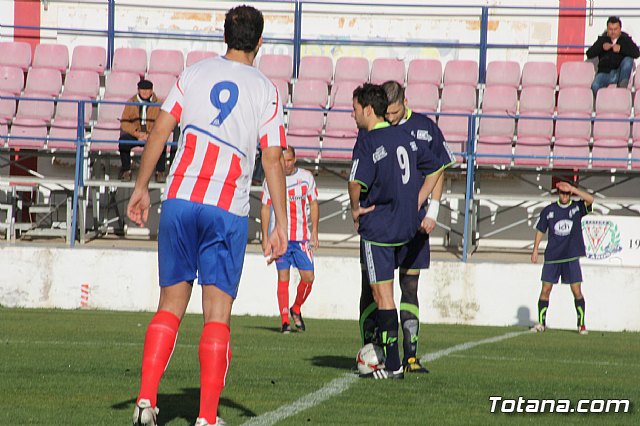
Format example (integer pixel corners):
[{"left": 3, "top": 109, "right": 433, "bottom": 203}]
[{"left": 2, "top": 245, "right": 638, "bottom": 332}]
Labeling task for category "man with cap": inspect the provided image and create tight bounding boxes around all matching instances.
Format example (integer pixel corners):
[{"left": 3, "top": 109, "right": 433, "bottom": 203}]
[{"left": 118, "top": 79, "right": 167, "bottom": 183}]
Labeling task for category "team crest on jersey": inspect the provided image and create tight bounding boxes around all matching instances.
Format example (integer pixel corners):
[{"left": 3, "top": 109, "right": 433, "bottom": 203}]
[
  {"left": 416, "top": 129, "right": 432, "bottom": 142},
  {"left": 546, "top": 211, "right": 555, "bottom": 220},
  {"left": 554, "top": 219, "right": 573, "bottom": 236},
  {"left": 582, "top": 219, "right": 622, "bottom": 260},
  {"left": 372, "top": 146, "right": 388, "bottom": 163}
]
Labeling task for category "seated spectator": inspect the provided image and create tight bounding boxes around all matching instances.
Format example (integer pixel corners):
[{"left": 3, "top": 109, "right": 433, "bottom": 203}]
[
  {"left": 118, "top": 79, "right": 166, "bottom": 182},
  {"left": 586, "top": 16, "right": 640, "bottom": 95}
]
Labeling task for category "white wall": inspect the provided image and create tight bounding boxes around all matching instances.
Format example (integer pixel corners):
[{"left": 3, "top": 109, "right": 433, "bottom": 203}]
[{"left": 1, "top": 245, "right": 638, "bottom": 332}]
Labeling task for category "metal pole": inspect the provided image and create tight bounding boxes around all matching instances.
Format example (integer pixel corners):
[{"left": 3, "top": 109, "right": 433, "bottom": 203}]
[
  {"left": 107, "top": 0, "right": 116, "bottom": 70},
  {"left": 293, "top": 0, "right": 302, "bottom": 79},
  {"left": 70, "top": 100, "right": 86, "bottom": 247},
  {"left": 462, "top": 114, "right": 476, "bottom": 262},
  {"left": 478, "top": 6, "right": 489, "bottom": 85}
]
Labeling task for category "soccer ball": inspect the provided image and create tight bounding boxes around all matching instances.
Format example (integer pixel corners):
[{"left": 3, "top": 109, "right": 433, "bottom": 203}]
[{"left": 356, "top": 343, "right": 385, "bottom": 374}]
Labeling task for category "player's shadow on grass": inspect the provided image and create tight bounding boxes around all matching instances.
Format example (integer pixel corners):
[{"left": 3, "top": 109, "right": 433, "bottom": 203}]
[
  {"left": 113, "top": 388, "right": 256, "bottom": 423},
  {"left": 309, "top": 355, "right": 353, "bottom": 370},
  {"left": 249, "top": 325, "right": 288, "bottom": 334}
]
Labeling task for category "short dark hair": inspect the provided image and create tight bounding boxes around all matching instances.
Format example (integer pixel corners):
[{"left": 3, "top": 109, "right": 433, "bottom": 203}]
[
  {"left": 224, "top": 5, "right": 264, "bottom": 52},
  {"left": 382, "top": 81, "right": 405, "bottom": 105},
  {"left": 607, "top": 16, "right": 621, "bottom": 27},
  {"left": 353, "top": 83, "right": 388, "bottom": 117},
  {"left": 285, "top": 145, "right": 296, "bottom": 157}
]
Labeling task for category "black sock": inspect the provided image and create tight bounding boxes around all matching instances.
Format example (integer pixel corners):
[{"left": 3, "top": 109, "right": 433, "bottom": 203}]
[
  {"left": 574, "top": 298, "right": 586, "bottom": 327},
  {"left": 400, "top": 273, "right": 420, "bottom": 363},
  {"left": 538, "top": 299, "right": 549, "bottom": 326},
  {"left": 377, "top": 309, "right": 401, "bottom": 372},
  {"left": 359, "top": 268, "right": 377, "bottom": 345}
]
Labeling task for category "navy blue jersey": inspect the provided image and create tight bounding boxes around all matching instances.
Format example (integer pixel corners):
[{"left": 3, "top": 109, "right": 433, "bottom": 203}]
[
  {"left": 535, "top": 200, "right": 592, "bottom": 263},
  {"left": 399, "top": 109, "right": 456, "bottom": 168},
  {"left": 350, "top": 122, "right": 444, "bottom": 245}
]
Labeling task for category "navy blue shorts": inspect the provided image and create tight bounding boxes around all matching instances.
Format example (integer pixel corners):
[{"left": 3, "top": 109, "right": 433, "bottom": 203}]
[
  {"left": 360, "top": 240, "right": 400, "bottom": 284},
  {"left": 541, "top": 259, "right": 583, "bottom": 284},
  {"left": 158, "top": 198, "right": 248, "bottom": 298},
  {"left": 276, "top": 241, "right": 314, "bottom": 271},
  {"left": 397, "top": 232, "right": 430, "bottom": 271}
]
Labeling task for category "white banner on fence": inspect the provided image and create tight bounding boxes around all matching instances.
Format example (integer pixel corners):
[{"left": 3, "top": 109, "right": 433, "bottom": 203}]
[{"left": 582, "top": 215, "right": 640, "bottom": 267}]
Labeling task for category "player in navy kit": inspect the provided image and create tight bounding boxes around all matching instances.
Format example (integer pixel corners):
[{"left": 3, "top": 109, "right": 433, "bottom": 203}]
[
  {"left": 531, "top": 181, "right": 594, "bottom": 335},
  {"left": 349, "top": 84, "right": 445, "bottom": 379}
]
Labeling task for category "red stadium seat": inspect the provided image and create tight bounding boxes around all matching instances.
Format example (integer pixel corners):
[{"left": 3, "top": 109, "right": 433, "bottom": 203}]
[
  {"left": 486, "top": 61, "right": 521, "bottom": 89},
  {"left": 24, "top": 68, "right": 63, "bottom": 97},
  {"left": 443, "top": 60, "right": 478, "bottom": 88},
  {"left": 370, "top": 58, "right": 405, "bottom": 85},
  {"left": 299, "top": 56, "right": 333, "bottom": 84},
  {"left": 559, "top": 61, "right": 596, "bottom": 90},
  {"left": 32, "top": 43, "right": 69, "bottom": 73},
  {"left": 0, "top": 41, "right": 32, "bottom": 71},
  {"left": 521, "top": 61, "right": 557, "bottom": 90},
  {"left": 334, "top": 57, "right": 369, "bottom": 84},
  {"left": 70, "top": 45, "right": 107, "bottom": 75},
  {"left": 0, "top": 65, "right": 25, "bottom": 95},
  {"left": 112, "top": 47, "right": 147, "bottom": 77},
  {"left": 407, "top": 59, "right": 442, "bottom": 87},
  {"left": 63, "top": 70, "right": 100, "bottom": 99},
  {"left": 148, "top": 49, "right": 184, "bottom": 77},
  {"left": 258, "top": 54, "right": 293, "bottom": 83},
  {"left": 186, "top": 50, "right": 218, "bottom": 67}
]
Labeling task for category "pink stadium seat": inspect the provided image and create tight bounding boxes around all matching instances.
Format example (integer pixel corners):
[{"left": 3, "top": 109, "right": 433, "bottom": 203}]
[
  {"left": 62, "top": 70, "right": 100, "bottom": 99},
  {"left": 258, "top": 54, "right": 293, "bottom": 83},
  {"left": 330, "top": 81, "right": 359, "bottom": 108},
  {"left": 407, "top": 59, "right": 442, "bottom": 87},
  {"left": 334, "top": 57, "right": 369, "bottom": 84},
  {"left": 521, "top": 61, "right": 557, "bottom": 90},
  {"left": 0, "top": 122, "right": 7, "bottom": 145},
  {"left": 16, "top": 95, "right": 55, "bottom": 123},
  {"left": 24, "top": 68, "right": 63, "bottom": 97},
  {"left": 405, "top": 83, "right": 438, "bottom": 116},
  {"left": 634, "top": 68, "right": 640, "bottom": 91},
  {"left": 270, "top": 78, "right": 290, "bottom": 106},
  {"left": 94, "top": 101, "right": 125, "bottom": 130},
  {"left": 438, "top": 85, "right": 477, "bottom": 154},
  {"left": 298, "top": 56, "right": 333, "bottom": 84},
  {"left": 0, "top": 65, "right": 25, "bottom": 95},
  {"left": 49, "top": 125, "right": 81, "bottom": 150},
  {"left": 286, "top": 80, "right": 328, "bottom": 159},
  {"left": 553, "top": 88, "right": 593, "bottom": 168},
  {"left": 148, "top": 49, "right": 184, "bottom": 77},
  {"left": 559, "top": 61, "right": 596, "bottom": 90},
  {"left": 485, "top": 61, "right": 521, "bottom": 89},
  {"left": 0, "top": 96, "right": 16, "bottom": 123},
  {"left": 112, "top": 47, "right": 147, "bottom": 77},
  {"left": 104, "top": 71, "right": 140, "bottom": 100},
  {"left": 71, "top": 45, "right": 107, "bottom": 75},
  {"left": 186, "top": 50, "right": 218, "bottom": 67},
  {"left": 8, "top": 118, "right": 48, "bottom": 149},
  {"left": 32, "top": 43, "right": 69, "bottom": 73},
  {"left": 145, "top": 73, "right": 177, "bottom": 101},
  {"left": 592, "top": 87, "right": 631, "bottom": 169},
  {"left": 89, "top": 127, "right": 121, "bottom": 152},
  {"left": 0, "top": 41, "right": 32, "bottom": 71},
  {"left": 292, "top": 79, "right": 328, "bottom": 106},
  {"left": 443, "top": 60, "right": 478, "bottom": 88},
  {"left": 633, "top": 91, "right": 640, "bottom": 144},
  {"left": 53, "top": 95, "right": 92, "bottom": 127},
  {"left": 322, "top": 110, "right": 357, "bottom": 160},
  {"left": 477, "top": 86, "right": 518, "bottom": 165},
  {"left": 370, "top": 58, "right": 405, "bottom": 85},
  {"left": 515, "top": 87, "right": 555, "bottom": 166}
]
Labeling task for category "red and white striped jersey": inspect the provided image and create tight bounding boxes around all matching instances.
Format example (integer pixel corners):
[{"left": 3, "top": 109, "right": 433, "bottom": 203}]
[
  {"left": 261, "top": 168, "right": 318, "bottom": 241},
  {"left": 161, "top": 56, "right": 286, "bottom": 216}
]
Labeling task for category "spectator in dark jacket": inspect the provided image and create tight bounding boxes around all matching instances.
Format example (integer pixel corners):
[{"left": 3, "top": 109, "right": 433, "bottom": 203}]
[{"left": 586, "top": 16, "right": 640, "bottom": 95}]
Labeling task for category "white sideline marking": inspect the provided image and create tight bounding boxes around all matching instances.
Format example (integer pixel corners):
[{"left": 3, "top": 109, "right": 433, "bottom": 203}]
[
  {"left": 240, "top": 330, "right": 528, "bottom": 426},
  {"left": 449, "top": 353, "right": 626, "bottom": 367}
]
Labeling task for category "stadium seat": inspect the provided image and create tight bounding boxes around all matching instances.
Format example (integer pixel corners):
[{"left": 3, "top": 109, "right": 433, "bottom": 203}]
[
  {"left": 592, "top": 87, "right": 631, "bottom": 169},
  {"left": 16, "top": 95, "right": 55, "bottom": 123},
  {"left": 521, "top": 61, "right": 557, "bottom": 90},
  {"left": 145, "top": 73, "right": 177, "bottom": 101},
  {"left": 94, "top": 100, "right": 125, "bottom": 130},
  {"left": 405, "top": 83, "right": 438, "bottom": 116},
  {"left": 553, "top": 88, "right": 593, "bottom": 168},
  {"left": 298, "top": 56, "right": 333, "bottom": 84},
  {"left": 258, "top": 54, "right": 293, "bottom": 83},
  {"left": 322, "top": 110, "right": 357, "bottom": 160},
  {"left": 32, "top": 43, "right": 69, "bottom": 73},
  {"left": 104, "top": 71, "right": 140, "bottom": 100},
  {"left": 8, "top": 118, "right": 48, "bottom": 149},
  {"left": 0, "top": 96, "right": 16, "bottom": 124},
  {"left": 634, "top": 68, "right": 640, "bottom": 91},
  {"left": 112, "top": 47, "right": 147, "bottom": 77},
  {"left": 0, "top": 122, "right": 7, "bottom": 145},
  {"left": 334, "top": 56, "right": 369, "bottom": 84},
  {"left": 286, "top": 80, "right": 328, "bottom": 159},
  {"left": 559, "top": 61, "right": 596, "bottom": 90},
  {"left": 292, "top": 79, "right": 328, "bottom": 107},
  {"left": 0, "top": 65, "right": 25, "bottom": 95},
  {"left": 53, "top": 95, "right": 92, "bottom": 127},
  {"left": 476, "top": 86, "right": 517, "bottom": 165},
  {"left": 186, "top": 50, "right": 218, "bottom": 67},
  {"left": 62, "top": 70, "right": 100, "bottom": 99},
  {"left": 633, "top": 91, "right": 640, "bottom": 145},
  {"left": 407, "top": 59, "right": 442, "bottom": 87},
  {"left": 70, "top": 45, "right": 107, "bottom": 75},
  {"left": 514, "top": 86, "right": 555, "bottom": 166},
  {"left": 24, "top": 68, "right": 63, "bottom": 97},
  {"left": 443, "top": 60, "right": 478, "bottom": 88},
  {"left": 438, "top": 84, "right": 477, "bottom": 154},
  {"left": 270, "top": 78, "right": 290, "bottom": 106},
  {"left": 0, "top": 41, "right": 32, "bottom": 71},
  {"left": 89, "top": 127, "right": 121, "bottom": 152},
  {"left": 49, "top": 125, "right": 81, "bottom": 150},
  {"left": 485, "top": 61, "right": 521, "bottom": 89},
  {"left": 148, "top": 49, "right": 184, "bottom": 77},
  {"left": 330, "top": 81, "right": 360, "bottom": 108},
  {"left": 370, "top": 58, "right": 406, "bottom": 85}
]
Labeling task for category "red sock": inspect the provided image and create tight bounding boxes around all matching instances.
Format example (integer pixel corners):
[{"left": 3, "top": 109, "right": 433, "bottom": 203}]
[
  {"left": 199, "top": 321, "right": 232, "bottom": 423},
  {"left": 138, "top": 310, "right": 180, "bottom": 407},
  {"left": 277, "top": 280, "right": 290, "bottom": 324},
  {"left": 291, "top": 280, "right": 313, "bottom": 314}
]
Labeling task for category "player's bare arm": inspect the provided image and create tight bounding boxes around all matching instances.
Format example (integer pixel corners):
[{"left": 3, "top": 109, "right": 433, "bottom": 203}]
[
  {"left": 127, "top": 110, "right": 177, "bottom": 227},
  {"left": 420, "top": 171, "right": 445, "bottom": 234},
  {"left": 260, "top": 203, "right": 271, "bottom": 254},
  {"left": 531, "top": 230, "right": 544, "bottom": 264},
  {"left": 310, "top": 198, "right": 320, "bottom": 250},
  {"left": 348, "top": 181, "right": 375, "bottom": 231},
  {"left": 262, "top": 146, "right": 287, "bottom": 262},
  {"left": 418, "top": 168, "right": 444, "bottom": 209}
]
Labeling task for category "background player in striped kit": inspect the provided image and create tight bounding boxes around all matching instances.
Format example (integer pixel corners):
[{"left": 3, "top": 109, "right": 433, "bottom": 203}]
[
  {"left": 261, "top": 146, "right": 319, "bottom": 333},
  {"left": 127, "top": 5, "right": 288, "bottom": 426}
]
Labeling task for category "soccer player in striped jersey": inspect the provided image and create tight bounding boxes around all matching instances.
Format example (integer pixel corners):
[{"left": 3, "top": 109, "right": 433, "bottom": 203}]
[
  {"left": 349, "top": 84, "right": 446, "bottom": 379},
  {"left": 261, "top": 146, "right": 319, "bottom": 333},
  {"left": 127, "top": 6, "right": 288, "bottom": 426}
]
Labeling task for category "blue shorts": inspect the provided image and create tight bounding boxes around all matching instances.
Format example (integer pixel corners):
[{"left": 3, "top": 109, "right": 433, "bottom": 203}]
[
  {"left": 541, "top": 259, "right": 583, "bottom": 284},
  {"left": 360, "top": 240, "right": 400, "bottom": 284},
  {"left": 397, "top": 232, "right": 430, "bottom": 271},
  {"left": 158, "top": 198, "right": 248, "bottom": 298},
  {"left": 276, "top": 241, "right": 314, "bottom": 271}
]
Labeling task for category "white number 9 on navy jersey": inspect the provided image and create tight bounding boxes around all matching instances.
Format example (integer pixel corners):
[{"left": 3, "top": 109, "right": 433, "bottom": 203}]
[{"left": 396, "top": 146, "right": 410, "bottom": 184}]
